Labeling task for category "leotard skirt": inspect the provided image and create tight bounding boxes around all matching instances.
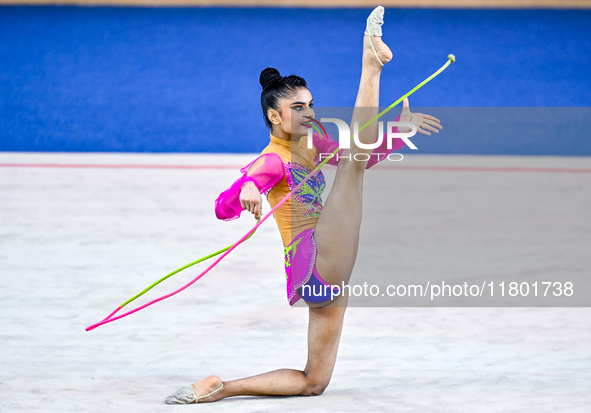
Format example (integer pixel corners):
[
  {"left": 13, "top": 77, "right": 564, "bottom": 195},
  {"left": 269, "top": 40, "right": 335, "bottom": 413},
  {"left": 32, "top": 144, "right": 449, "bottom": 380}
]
[{"left": 284, "top": 227, "right": 342, "bottom": 306}]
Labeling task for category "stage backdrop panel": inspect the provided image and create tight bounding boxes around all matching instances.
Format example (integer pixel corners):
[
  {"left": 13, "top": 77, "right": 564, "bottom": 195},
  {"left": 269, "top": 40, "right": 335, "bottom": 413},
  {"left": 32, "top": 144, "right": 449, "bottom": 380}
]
[
  {"left": 0, "top": 6, "right": 589, "bottom": 154},
  {"left": 1, "top": 1, "right": 590, "bottom": 8}
]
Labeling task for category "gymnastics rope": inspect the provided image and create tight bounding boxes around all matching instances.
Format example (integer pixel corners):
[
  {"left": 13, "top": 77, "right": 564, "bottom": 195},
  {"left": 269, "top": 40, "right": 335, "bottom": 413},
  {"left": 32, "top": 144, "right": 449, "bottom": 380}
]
[{"left": 85, "top": 54, "right": 455, "bottom": 331}]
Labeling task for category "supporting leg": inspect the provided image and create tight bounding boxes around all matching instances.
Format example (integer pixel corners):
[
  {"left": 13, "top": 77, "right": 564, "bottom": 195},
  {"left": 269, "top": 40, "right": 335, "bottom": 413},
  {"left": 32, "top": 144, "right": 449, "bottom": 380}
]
[{"left": 182, "top": 295, "right": 348, "bottom": 402}]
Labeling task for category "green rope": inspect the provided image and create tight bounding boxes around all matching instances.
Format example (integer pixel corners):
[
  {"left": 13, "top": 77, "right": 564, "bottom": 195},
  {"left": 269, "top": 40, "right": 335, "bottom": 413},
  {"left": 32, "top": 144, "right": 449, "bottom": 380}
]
[
  {"left": 307, "top": 55, "right": 455, "bottom": 172},
  {"left": 117, "top": 55, "right": 455, "bottom": 310},
  {"left": 119, "top": 216, "right": 261, "bottom": 308}
]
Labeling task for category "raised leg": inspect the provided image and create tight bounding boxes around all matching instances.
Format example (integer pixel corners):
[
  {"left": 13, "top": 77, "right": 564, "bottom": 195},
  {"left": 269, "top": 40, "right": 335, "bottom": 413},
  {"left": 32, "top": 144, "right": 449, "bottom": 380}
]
[{"left": 312, "top": 26, "right": 392, "bottom": 295}]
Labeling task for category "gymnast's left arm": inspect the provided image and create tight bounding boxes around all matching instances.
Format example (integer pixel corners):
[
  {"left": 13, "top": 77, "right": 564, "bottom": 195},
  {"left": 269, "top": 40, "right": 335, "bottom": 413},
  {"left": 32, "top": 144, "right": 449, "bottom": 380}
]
[
  {"left": 395, "top": 97, "right": 443, "bottom": 136},
  {"left": 312, "top": 113, "right": 406, "bottom": 169},
  {"left": 367, "top": 97, "right": 443, "bottom": 168},
  {"left": 312, "top": 98, "right": 442, "bottom": 169}
]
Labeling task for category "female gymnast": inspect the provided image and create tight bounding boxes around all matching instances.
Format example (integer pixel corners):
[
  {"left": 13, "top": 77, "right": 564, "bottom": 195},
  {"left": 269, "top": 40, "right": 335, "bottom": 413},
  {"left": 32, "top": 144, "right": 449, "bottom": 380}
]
[{"left": 165, "top": 5, "right": 442, "bottom": 404}]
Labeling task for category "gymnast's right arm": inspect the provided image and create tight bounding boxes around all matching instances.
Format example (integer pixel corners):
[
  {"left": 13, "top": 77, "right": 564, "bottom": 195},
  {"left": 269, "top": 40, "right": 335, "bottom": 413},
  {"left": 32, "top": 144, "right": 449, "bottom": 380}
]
[{"left": 214, "top": 153, "right": 285, "bottom": 221}]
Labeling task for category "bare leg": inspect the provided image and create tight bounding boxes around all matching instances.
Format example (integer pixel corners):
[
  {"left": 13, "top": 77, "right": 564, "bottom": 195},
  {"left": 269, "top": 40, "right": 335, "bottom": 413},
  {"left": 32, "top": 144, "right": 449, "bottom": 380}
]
[
  {"left": 313, "top": 31, "right": 392, "bottom": 292},
  {"left": 191, "top": 294, "right": 349, "bottom": 402},
  {"left": 181, "top": 12, "right": 391, "bottom": 404}
]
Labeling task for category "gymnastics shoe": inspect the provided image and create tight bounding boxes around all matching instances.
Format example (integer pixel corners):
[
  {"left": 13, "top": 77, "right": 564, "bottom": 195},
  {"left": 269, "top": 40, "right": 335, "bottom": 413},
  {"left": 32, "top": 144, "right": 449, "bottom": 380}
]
[
  {"left": 164, "top": 382, "right": 224, "bottom": 404},
  {"left": 165, "top": 384, "right": 196, "bottom": 404},
  {"left": 365, "top": 5, "right": 384, "bottom": 37},
  {"left": 364, "top": 6, "right": 391, "bottom": 66}
]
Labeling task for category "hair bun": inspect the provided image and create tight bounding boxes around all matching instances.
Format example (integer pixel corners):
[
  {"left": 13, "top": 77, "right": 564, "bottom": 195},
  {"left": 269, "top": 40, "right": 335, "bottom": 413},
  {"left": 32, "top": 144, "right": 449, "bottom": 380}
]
[{"left": 260, "top": 67, "right": 282, "bottom": 90}]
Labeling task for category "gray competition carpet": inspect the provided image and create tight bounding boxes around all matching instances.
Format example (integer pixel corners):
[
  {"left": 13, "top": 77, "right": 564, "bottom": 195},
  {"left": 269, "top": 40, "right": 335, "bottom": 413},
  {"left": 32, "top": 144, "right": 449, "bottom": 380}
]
[{"left": 1, "top": 152, "right": 590, "bottom": 412}]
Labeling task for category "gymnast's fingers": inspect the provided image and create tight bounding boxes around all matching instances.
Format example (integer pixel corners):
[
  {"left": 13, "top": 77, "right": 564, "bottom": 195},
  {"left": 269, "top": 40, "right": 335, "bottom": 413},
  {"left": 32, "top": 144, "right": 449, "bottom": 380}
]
[
  {"left": 424, "top": 114, "right": 441, "bottom": 123},
  {"left": 424, "top": 118, "right": 443, "bottom": 129},
  {"left": 418, "top": 126, "right": 431, "bottom": 135},
  {"left": 254, "top": 202, "right": 261, "bottom": 219},
  {"left": 421, "top": 123, "right": 440, "bottom": 133}
]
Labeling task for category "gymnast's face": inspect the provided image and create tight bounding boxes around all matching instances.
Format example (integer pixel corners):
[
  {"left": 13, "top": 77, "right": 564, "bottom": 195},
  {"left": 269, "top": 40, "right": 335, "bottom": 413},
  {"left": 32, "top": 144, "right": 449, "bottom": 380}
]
[{"left": 269, "top": 87, "right": 315, "bottom": 139}]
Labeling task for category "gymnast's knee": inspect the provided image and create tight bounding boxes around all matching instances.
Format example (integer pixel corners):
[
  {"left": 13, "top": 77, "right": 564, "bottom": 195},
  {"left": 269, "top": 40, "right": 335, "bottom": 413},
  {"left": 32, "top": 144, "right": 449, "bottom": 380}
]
[{"left": 301, "top": 378, "right": 330, "bottom": 396}]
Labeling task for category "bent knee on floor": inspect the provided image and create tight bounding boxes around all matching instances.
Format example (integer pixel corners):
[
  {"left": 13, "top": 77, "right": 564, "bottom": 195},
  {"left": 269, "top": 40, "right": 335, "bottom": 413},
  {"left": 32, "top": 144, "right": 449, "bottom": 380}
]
[{"left": 301, "top": 380, "right": 329, "bottom": 396}]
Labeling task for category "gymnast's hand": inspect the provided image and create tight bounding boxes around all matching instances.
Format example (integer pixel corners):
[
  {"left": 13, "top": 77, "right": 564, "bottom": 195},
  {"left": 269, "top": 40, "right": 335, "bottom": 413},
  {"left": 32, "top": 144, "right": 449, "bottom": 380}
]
[
  {"left": 398, "top": 97, "right": 442, "bottom": 135},
  {"left": 240, "top": 181, "right": 263, "bottom": 220}
]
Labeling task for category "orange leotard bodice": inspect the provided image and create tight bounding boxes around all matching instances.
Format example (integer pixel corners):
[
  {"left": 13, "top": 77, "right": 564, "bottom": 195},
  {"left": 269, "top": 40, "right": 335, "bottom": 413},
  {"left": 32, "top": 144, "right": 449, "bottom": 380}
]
[{"left": 260, "top": 132, "right": 326, "bottom": 247}]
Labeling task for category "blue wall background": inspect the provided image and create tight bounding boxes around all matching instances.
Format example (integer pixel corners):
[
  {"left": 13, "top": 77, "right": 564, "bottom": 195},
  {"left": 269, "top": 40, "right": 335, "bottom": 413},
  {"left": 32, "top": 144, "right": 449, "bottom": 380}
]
[{"left": 0, "top": 6, "right": 589, "bottom": 155}]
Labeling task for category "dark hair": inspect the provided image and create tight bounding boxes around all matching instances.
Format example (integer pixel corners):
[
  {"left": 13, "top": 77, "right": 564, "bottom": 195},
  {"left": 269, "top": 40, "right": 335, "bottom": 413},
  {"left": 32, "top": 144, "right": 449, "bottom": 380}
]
[{"left": 260, "top": 67, "right": 308, "bottom": 130}]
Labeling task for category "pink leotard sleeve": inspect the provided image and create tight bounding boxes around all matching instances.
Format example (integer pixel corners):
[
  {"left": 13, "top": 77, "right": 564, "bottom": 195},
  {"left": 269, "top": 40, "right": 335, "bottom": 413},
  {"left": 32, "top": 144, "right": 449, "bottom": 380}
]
[
  {"left": 313, "top": 113, "right": 406, "bottom": 169},
  {"left": 214, "top": 152, "right": 286, "bottom": 221}
]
